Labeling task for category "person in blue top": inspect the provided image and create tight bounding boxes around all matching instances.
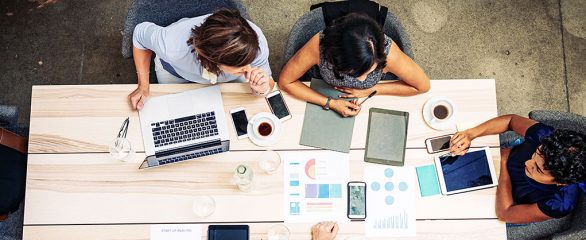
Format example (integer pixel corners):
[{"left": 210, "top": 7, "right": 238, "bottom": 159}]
[
  {"left": 449, "top": 114, "right": 586, "bottom": 223},
  {"left": 129, "top": 9, "right": 275, "bottom": 110}
]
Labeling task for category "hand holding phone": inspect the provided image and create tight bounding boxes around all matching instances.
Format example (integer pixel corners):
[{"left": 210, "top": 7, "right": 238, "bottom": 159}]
[
  {"left": 347, "top": 181, "right": 366, "bottom": 220},
  {"left": 425, "top": 134, "right": 453, "bottom": 154}
]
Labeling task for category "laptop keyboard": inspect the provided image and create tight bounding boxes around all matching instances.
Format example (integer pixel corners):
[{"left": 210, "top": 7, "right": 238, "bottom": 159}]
[
  {"left": 150, "top": 111, "right": 219, "bottom": 148},
  {"left": 158, "top": 147, "right": 223, "bottom": 165}
]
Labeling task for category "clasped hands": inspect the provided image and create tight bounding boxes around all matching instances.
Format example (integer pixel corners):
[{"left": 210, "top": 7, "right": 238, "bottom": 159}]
[{"left": 329, "top": 86, "right": 376, "bottom": 117}]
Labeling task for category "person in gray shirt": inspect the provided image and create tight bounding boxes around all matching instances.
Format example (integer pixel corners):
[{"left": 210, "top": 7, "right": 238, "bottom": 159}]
[{"left": 129, "top": 9, "right": 274, "bottom": 110}]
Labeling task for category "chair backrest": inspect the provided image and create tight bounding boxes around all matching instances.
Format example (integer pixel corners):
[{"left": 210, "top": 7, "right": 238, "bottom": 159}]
[
  {"left": 121, "top": 0, "right": 251, "bottom": 58},
  {"left": 282, "top": 4, "right": 413, "bottom": 80},
  {"left": 529, "top": 110, "right": 586, "bottom": 135}
]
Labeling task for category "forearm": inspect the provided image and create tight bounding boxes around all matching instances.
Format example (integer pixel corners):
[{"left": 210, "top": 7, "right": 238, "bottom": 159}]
[
  {"left": 280, "top": 81, "right": 328, "bottom": 107},
  {"left": 133, "top": 46, "right": 153, "bottom": 88},
  {"left": 495, "top": 149, "right": 514, "bottom": 219},
  {"left": 465, "top": 115, "right": 518, "bottom": 139},
  {"left": 373, "top": 80, "right": 428, "bottom": 96}
]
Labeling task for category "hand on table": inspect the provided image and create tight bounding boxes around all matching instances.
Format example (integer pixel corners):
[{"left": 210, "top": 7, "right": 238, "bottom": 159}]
[
  {"left": 330, "top": 99, "right": 360, "bottom": 117},
  {"left": 449, "top": 131, "right": 473, "bottom": 155},
  {"left": 245, "top": 67, "right": 271, "bottom": 95},
  {"left": 334, "top": 86, "right": 376, "bottom": 98},
  {"left": 128, "top": 84, "right": 149, "bottom": 110},
  {"left": 311, "top": 221, "right": 339, "bottom": 240}
]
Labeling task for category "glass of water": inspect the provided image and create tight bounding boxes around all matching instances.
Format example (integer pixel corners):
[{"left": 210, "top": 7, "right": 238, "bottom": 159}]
[
  {"left": 108, "top": 138, "right": 134, "bottom": 162},
  {"left": 267, "top": 224, "right": 290, "bottom": 240},
  {"left": 258, "top": 150, "right": 281, "bottom": 174},
  {"left": 192, "top": 195, "right": 216, "bottom": 218}
]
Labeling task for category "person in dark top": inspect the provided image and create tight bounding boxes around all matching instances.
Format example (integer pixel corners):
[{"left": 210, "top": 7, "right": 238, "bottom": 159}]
[
  {"left": 448, "top": 114, "right": 586, "bottom": 223},
  {"left": 279, "top": 13, "right": 429, "bottom": 118}
]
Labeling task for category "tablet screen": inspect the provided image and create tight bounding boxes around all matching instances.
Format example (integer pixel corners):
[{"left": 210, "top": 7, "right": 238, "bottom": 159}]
[
  {"left": 439, "top": 150, "right": 494, "bottom": 192},
  {"left": 365, "top": 110, "right": 407, "bottom": 164},
  {"left": 209, "top": 225, "right": 248, "bottom": 240}
]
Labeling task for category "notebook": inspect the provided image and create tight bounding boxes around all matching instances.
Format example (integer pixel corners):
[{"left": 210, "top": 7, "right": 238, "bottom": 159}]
[{"left": 299, "top": 79, "right": 356, "bottom": 153}]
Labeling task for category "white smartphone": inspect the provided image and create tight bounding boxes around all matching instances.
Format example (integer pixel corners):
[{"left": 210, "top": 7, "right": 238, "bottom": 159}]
[
  {"left": 230, "top": 107, "right": 249, "bottom": 139},
  {"left": 265, "top": 90, "right": 292, "bottom": 122},
  {"left": 425, "top": 134, "right": 453, "bottom": 154},
  {"left": 347, "top": 181, "right": 367, "bottom": 220}
]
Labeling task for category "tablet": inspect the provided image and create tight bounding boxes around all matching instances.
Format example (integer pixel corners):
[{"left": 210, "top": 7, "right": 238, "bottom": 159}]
[
  {"left": 364, "top": 108, "right": 409, "bottom": 166},
  {"left": 434, "top": 147, "right": 497, "bottom": 195},
  {"left": 208, "top": 225, "right": 249, "bottom": 240}
]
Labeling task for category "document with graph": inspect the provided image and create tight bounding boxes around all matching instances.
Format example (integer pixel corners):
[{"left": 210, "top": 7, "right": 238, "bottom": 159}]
[
  {"left": 364, "top": 165, "right": 417, "bottom": 237},
  {"left": 282, "top": 151, "right": 350, "bottom": 223}
]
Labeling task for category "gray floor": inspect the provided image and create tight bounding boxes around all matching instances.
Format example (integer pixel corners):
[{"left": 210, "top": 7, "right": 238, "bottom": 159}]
[{"left": 0, "top": 0, "right": 585, "bottom": 239}]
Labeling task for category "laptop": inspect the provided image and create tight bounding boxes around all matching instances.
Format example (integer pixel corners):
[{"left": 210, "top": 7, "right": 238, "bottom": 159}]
[{"left": 138, "top": 86, "right": 230, "bottom": 169}]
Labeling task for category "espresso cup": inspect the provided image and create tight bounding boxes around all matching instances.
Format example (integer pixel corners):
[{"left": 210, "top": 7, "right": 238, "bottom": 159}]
[
  {"left": 253, "top": 120, "right": 274, "bottom": 138},
  {"left": 430, "top": 102, "right": 453, "bottom": 123}
]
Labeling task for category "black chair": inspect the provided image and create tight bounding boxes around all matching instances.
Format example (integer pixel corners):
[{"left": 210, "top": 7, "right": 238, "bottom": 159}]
[
  {"left": 282, "top": 4, "right": 413, "bottom": 81},
  {"left": 506, "top": 110, "right": 586, "bottom": 240}
]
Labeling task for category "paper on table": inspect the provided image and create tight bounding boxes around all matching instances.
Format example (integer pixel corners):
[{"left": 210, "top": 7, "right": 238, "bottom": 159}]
[
  {"left": 364, "top": 165, "right": 417, "bottom": 237},
  {"left": 282, "top": 151, "right": 350, "bottom": 223},
  {"left": 150, "top": 224, "right": 202, "bottom": 240}
]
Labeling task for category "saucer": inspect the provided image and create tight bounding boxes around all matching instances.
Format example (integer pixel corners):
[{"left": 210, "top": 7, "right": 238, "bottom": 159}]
[
  {"left": 247, "top": 112, "right": 282, "bottom": 147},
  {"left": 422, "top": 96, "right": 458, "bottom": 130}
]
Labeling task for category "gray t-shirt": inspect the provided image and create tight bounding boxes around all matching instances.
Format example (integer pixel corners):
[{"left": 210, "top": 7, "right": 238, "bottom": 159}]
[{"left": 133, "top": 14, "right": 272, "bottom": 84}]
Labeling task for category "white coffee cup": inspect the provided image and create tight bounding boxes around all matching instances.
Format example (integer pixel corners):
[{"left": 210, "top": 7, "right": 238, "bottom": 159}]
[{"left": 252, "top": 118, "right": 275, "bottom": 138}]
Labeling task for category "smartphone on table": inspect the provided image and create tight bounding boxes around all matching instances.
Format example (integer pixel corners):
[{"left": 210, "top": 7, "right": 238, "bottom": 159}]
[
  {"left": 265, "top": 90, "right": 292, "bottom": 122},
  {"left": 230, "top": 107, "right": 249, "bottom": 139},
  {"left": 347, "top": 181, "right": 367, "bottom": 220},
  {"left": 425, "top": 134, "right": 453, "bottom": 154}
]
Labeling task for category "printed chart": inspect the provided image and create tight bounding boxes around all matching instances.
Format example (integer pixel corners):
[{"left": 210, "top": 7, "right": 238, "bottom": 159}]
[
  {"left": 283, "top": 151, "right": 349, "bottom": 223},
  {"left": 365, "top": 165, "right": 417, "bottom": 237}
]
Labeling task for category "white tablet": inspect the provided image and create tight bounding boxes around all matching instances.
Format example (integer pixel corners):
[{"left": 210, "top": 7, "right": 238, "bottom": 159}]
[{"left": 434, "top": 147, "right": 498, "bottom": 195}]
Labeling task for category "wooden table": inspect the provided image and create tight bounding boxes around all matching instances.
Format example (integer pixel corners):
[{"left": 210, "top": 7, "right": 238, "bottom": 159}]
[{"left": 23, "top": 80, "right": 506, "bottom": 239}]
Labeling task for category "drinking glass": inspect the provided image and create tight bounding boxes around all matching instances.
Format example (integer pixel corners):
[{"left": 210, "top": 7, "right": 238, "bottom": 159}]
[
  {"left": 267, "top": 224, "right": 290, "bottom": 240},
  {"left": 192, "top": 195, "right": 216, "bottom": 218},
  {"left": 108, "top": 138, "right": 134, "bottom": 162},
  {"left": 258, "top": 150, "right": 281, "bottom": 174}
]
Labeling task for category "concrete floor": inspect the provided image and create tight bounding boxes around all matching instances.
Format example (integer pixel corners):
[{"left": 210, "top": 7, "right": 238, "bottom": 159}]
[{"left": 0, "top": 0, "right": 585, "bottom": 123}]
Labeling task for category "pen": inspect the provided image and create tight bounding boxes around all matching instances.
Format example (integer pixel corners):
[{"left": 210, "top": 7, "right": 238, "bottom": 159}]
[{"left": 358, "top": 90, "right": 377, "bottom": 106}]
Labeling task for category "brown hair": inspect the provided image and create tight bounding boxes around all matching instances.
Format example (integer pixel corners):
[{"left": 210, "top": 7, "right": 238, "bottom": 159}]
[{"left": 188, "top": 9, "right": 259, "bottom": 75}]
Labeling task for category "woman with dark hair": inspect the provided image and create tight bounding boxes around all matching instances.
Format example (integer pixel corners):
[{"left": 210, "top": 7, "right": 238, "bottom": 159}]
[
  {"left": 279, "top": 13, "right": 430, "bottom": 117},
  {"left": 449, "top": 114, "right": 586, "bottom": 223},
  {"left": 129, "top": 9, "right": 274, "bottom": 110}
]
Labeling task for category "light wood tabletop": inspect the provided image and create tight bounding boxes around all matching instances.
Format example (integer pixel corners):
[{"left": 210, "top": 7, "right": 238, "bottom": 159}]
[{"left": 24, "top": 80, "right": 506, "bottom": 239}]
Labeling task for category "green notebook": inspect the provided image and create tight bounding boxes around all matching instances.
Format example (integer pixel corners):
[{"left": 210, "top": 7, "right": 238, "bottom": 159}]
[
  {"left": 416, "top": 164, "right": 441, "bottom": 197},
  {"left": 299, "top": 79, "right": 356, "bottom": 153}
]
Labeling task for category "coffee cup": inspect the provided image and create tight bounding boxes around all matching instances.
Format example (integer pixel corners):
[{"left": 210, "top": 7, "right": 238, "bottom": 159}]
[
  {"left": 253, "top": 119, "right": 274, "bottom": 138},
  {"left": 430, "top": 102, "right": 453, "bottom": 123}
]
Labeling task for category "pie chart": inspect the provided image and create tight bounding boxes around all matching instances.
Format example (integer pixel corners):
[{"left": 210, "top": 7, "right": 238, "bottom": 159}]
[{"left": 305, "top": 158, "right": 316, "bottom": 179}]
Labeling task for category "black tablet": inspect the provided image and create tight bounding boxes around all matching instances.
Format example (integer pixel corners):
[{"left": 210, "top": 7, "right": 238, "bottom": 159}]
[
  {"left": 364, "top": 108, "right": 409, "bottom": 166},
  {"left": 208, "top": 225, "right": 249, "bottom": 240}
]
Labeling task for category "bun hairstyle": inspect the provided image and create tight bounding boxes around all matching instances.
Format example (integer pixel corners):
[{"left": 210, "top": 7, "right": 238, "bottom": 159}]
[
  {"left": 321, "top": 13, "right": 387, "bottom": 78},
  {"left": 188, "top": 9, "right": 259, "bottom": 75}
]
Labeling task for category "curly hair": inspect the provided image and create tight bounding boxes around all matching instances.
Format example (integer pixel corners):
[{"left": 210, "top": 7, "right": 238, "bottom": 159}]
[
  {"left": 188, "top": 9, "right": 259, "bottom": 75},
  {"left": 541, "top": 129, "right": 586, "bottom": 184}
]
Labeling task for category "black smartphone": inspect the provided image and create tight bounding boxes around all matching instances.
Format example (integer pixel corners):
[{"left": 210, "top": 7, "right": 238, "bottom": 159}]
[
  {"left": 425, "top": 134, "right": 453, "bottom": 154},
  {"left": 230, "top": 107, "right": 249, "bottom": 139},
  {"left": 347, "top": 181, "right": 367, "bottom": 220},
  {"left": 208, "top": 225, "right": 249, "bottom": 240},
  {"left": 265, "top": 90, "right": 292, "bottom": 122}
]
